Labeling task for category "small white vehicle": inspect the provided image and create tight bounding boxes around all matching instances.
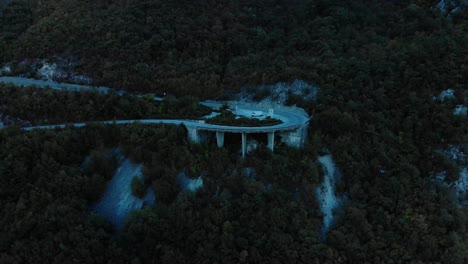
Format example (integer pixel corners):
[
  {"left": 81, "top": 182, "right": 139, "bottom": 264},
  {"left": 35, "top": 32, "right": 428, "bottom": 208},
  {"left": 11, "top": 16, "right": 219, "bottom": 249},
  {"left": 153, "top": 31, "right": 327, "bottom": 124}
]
[{"left": 251, "top": 111, "right": 264, "bottom": 117}]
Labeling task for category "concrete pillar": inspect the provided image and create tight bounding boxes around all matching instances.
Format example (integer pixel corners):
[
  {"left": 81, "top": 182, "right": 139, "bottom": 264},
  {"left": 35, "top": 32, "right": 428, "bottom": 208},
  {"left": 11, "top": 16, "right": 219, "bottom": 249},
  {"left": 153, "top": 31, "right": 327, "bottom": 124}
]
[
  {"left": 187, "top": 127, "right": 200, "bottom": 143},
  {"left": 242, "top": 132, "right": 247, "bottom": 158},
  {"left": 280, "top": 123, "right": 309, "bottom": 149},
  {"left": 299, "top": 124, "right": 308, "bottom": 148},
  {"left": 281, "top": 130, "right": 301, "bottom": 148},
  {"left": 216, "top": 131, "right": 225, "bottom": 148},
  {"left": 267, "top": 132, "right": 275, "bottom": 152}
]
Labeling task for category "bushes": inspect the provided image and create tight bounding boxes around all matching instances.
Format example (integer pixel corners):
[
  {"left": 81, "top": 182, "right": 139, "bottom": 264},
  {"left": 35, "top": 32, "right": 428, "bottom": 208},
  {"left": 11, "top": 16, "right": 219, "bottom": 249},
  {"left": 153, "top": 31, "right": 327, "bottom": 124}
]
[
  {"left": 0, "top": 123, "right": 327, "bottom": 263},
  {"left": 0, "top": 0, "right": 467, "bottom": 263},
  {"left": 131, "top": 176, "right": 146, "bottom": 198},
  {"left": 252, "top": 88, "right": 271, "bottom": 102},
  {"left": 0, "top": 84, "right": 211, "bottom": 125},
  {"left": 0, "top": 0, "right": 463, "bottom": 99},
  {"left": 206, "top": 111, "right": 282, "bottom": 127}
]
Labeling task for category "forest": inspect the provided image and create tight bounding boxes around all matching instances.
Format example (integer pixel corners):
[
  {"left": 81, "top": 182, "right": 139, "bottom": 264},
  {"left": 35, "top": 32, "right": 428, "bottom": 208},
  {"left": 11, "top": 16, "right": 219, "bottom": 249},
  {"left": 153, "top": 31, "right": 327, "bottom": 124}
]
[
  {"left": 0, "top": 124, "right": 327, "bottom": 263},
  {"left": 2, "top": 0, "right": 465, "bottom": 98},
  {"left": 0, "top": 84, "right": 211, "bottom": 125},
  {"left": 0, "top": 0, "right": 467, "bottom": 263}
]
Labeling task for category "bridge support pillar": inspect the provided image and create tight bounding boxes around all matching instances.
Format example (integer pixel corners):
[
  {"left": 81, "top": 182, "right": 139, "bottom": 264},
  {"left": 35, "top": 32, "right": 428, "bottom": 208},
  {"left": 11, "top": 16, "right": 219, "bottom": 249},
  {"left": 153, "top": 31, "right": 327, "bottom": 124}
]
[
  {"left": 216, "top": 131, "right": 225, "bottom": 148},
  {"left": 242, "top": 132, "right": 247, "bottom": 158},
  {"left": 267, "top": 132, "right": 275, "bottom": 152},
  {"left": 280, "top": 123, "right": 309, "bottom": 148},
  {"left": 187, "top": 127, "right": 200, "bottom": 143}
]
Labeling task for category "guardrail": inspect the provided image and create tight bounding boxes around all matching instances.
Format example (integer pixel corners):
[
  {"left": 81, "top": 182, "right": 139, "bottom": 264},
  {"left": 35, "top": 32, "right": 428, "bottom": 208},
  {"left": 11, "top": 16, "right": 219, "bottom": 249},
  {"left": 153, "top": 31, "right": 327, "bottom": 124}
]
[{"left": 190, "top": 123, "right": 305, "bottom": 133}]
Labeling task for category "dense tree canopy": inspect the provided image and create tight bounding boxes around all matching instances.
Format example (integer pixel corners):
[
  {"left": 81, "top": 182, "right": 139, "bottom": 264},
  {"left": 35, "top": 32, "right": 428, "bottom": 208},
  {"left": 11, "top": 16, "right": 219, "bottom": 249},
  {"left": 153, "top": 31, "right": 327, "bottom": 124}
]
[
  {"left": 0, "top": 0, "right": 467, "bottom": 263},
  {"left": 0, "top": 125, "right": 326, "bottom": 263},
  {"left": 1, "top": 0, "right": 466, "bottom": 98},
  {"left": 0, "top": 84, "right": 211, "bottom": 125}
]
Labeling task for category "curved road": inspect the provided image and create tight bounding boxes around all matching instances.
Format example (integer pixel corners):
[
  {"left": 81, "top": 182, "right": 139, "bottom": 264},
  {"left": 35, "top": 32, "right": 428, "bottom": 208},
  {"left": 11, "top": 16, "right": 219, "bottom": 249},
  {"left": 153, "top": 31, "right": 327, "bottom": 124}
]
[
  {"left": 0, "top": 77, "right": 310, "bottom": 133},
  {"left": 22, "top": 108, "right": 309, "bottom": 134}
]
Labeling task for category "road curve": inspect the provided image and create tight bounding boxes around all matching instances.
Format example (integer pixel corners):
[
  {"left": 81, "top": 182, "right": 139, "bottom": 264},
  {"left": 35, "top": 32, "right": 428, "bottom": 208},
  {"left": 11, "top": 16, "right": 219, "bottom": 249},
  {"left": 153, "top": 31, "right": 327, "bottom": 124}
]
[
  {"left": 20, "top": 103, "right": 310, "bottom": 134},
  {"left": 22, "top": 110, "right": 309, "bottom": 134},
  {"left": 0, "top": 77, "right": 310, "bottom": 133}
]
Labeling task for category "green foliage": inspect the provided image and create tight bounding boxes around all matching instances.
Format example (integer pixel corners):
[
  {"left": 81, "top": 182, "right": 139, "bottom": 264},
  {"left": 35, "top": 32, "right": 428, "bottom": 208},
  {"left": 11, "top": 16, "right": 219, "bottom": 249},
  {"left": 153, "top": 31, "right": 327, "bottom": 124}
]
[
  {"left": 206, "top": 111, "right": 282, "bottom": 127},
  {"left": 131, "top": 176, "right": 146, "bottom": 199},
  {"left": 285, "top": 92, "right": 304, "bottom": 106},
  {"left": 0, "top": 84, "right": 211, "bottom": 125},
  {"left": 0, "top": 0, "right": 463, "bottom": 99},
  {"left": 0, "top": 0, "right": 467, "bottom": 263},
  {"left": 0, "top": 124, "right": 327, "bottom": 263},
  {"left": 86, "top": 148, "right": 119, "bottom": 180},
  {"left": 252, "top": 88, "right": 271, "bottom": 102},
  {"left": 219, "top": 103, "right": 230, "bottom": 113}
]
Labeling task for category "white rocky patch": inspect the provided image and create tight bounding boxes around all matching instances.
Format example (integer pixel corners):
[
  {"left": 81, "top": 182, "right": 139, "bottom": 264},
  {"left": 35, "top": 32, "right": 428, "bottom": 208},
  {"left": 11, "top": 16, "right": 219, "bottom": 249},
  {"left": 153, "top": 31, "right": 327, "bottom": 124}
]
[
  {"left": 0, "top": 65, "right": 11, "bottom": 76},
  {"left": 89, "top": 150, "right": 155, "bottom": 230},
  {"left": 437, "top": 0, "right": 449, "bottom": 12},
  {"left": 454, "top": 168, "right": 468, "bottom": 205},
  {"left": 453, "top": 105, "right": 467, "bottom": 116},
  {"left": 437, "top": 0, "right": 468, "bottom": 13},
  {"left": 443, "top": 145, "right": 467, "bottom": 163},
  {"left": 246, "top": 139, "right": 259, "bottom": 154},
  {"left": 315, "top": 155, "right": 345, "bottom": 238},
  {"left": 6, "top": 57, "right": 95, "bottom": 84},
  {"left": 0, "top": 76, "right": 114, "bottom": 94},
  {"left": 177, "top": 172, "right": 204, "bottom": 192},
  {"left": 437, "top": 145, "right": 468, "bottom": 206},
  {"left": 433, "top": 89, "right": 467, "bottom": 116},
  {"left": 237, "top": 80, "right": 319, "bottom": 105},
  {"left": 435, "top": 171, "right": 447, "bottom": 182},
  {"left": 435, "top": 89, "right": 455, "bottom": 102},
  {"left": 38, "top": 62, "right": 66, "bottom": 81}
]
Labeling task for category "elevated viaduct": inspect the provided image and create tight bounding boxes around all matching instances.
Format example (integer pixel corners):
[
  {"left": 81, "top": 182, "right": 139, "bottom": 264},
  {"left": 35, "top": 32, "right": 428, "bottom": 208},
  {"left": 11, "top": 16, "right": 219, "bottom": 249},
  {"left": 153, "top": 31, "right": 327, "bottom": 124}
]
[
  {"left": 21, "top": 103, "right": 310, "bottom": 157},
  {"left": 0, "top": 77, "right": 310, "bottom": 157}
]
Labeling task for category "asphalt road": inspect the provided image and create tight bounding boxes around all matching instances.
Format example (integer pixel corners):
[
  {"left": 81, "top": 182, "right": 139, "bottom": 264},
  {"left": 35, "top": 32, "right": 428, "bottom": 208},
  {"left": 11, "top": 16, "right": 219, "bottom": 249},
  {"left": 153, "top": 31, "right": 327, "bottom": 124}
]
[{"left": 1, "top": 77, "right": 310, "bottom": 133}]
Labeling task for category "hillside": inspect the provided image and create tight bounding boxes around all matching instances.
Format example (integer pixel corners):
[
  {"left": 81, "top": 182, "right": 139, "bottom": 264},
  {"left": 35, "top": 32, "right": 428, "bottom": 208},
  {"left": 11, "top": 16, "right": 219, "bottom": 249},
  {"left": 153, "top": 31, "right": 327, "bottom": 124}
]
[
  {"left": 0, "top": 0, "right": 466, "bottom": 97},
  {"left": 0, "top": 1, "right": 467, "bottom": 263}
]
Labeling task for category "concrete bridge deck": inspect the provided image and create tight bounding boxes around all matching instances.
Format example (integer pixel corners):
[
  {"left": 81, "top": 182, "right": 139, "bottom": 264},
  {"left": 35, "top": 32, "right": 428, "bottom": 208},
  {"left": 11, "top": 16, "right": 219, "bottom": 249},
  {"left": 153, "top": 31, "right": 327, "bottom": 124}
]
[{"left": 21, "top": 111, "right": 309, "bottom": 157}]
